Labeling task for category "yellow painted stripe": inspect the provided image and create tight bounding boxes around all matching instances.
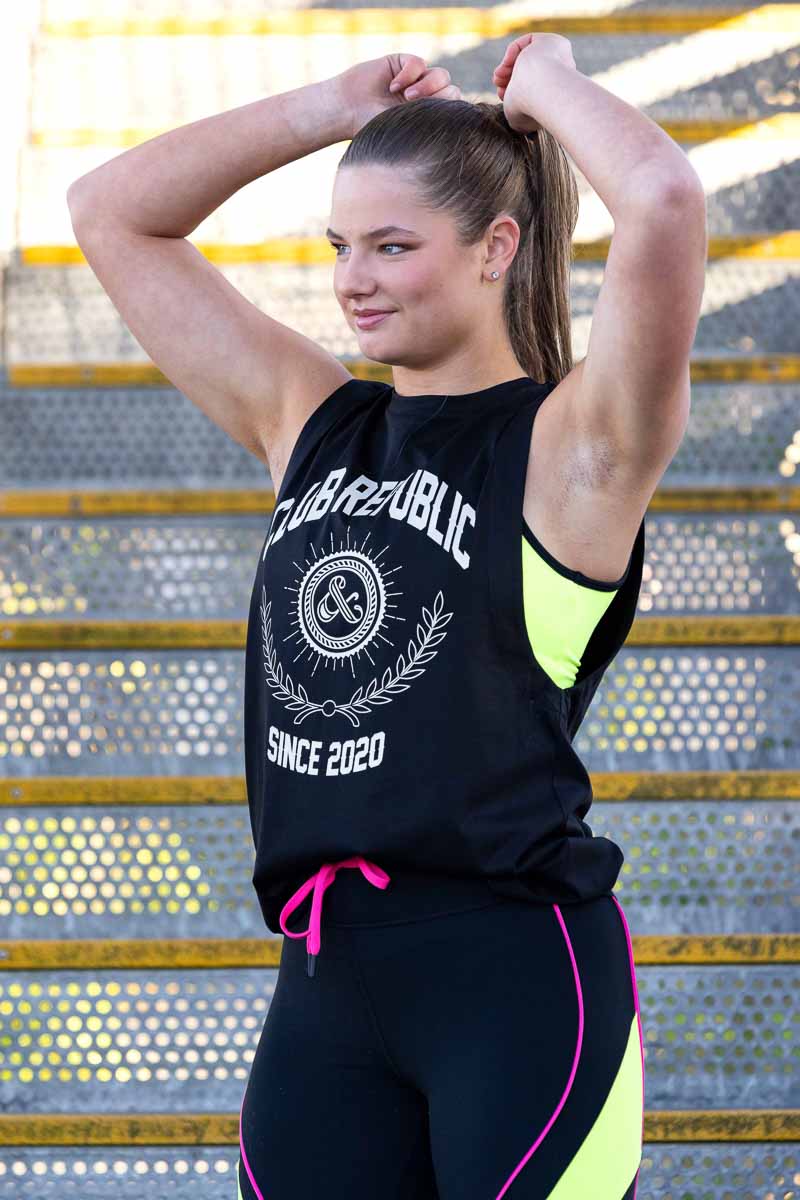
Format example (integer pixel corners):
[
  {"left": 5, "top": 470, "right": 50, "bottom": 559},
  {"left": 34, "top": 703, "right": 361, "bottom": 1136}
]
[
  {"left": 0, "top": 1112, "right": 240, "bottom": 1145},
  {"left": 35, "top": 111, "right": 800, "bottom": 151},
  {"left": 622, "top": 615, "right": 800, "bottom": 644},
  {"left": 33, "top": 115, "right": 800, "bottom": 150},
  {"left": 0, "top": 938, "right": 281, "bottom": 970},
  {"left": 648, "top": 487, "right": 800, "bottom": 512},
  {"left": 3, "top": 614, "right": 800, "bottom": 649},
  {"left": 0, "top": 489, "right": 277, "bottom": 517},
  {"left": 0, "top": 934, "right": 795, "bottom": 970},
  {"left": 2, "top": 770, "right": 797, "bottom": 808},
  {"left": 647, "top": 1109, "right": 800, "bottom": 1142},
  {"left": 1, "top": 485, "right": 799, "bottom": 519},
  {"left": 39, "top": 6, "right": 800, "bottom": 39},
  {"left": 0, "top": 619, "right": 246, "bottom": 648},
  {"left": 687, "top": 354, "right": 800, "bottom": 382},
  {"left": 0, "top": 1109, "right": 796, "bottom": 1145},
  {"left": 0, "top": 775, "right": 248, "bottom": 807},
  {"left": 588, "top": 769, "right": 800, "bottom": 802},
  {"left": 20, "top": 230, "right": 800, "bottom": 267},
  {"left": 7, "top": 356, "right": 800, "bottom": 392}
]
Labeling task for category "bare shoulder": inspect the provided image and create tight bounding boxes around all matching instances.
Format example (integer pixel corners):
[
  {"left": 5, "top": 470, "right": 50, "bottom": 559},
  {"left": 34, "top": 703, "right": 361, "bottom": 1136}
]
[
  {"left": 524, "top": 359, "right": 656, "bottom": 584},
  {"left": 262, "top": 351, "right": 354, "bottom": 498}
]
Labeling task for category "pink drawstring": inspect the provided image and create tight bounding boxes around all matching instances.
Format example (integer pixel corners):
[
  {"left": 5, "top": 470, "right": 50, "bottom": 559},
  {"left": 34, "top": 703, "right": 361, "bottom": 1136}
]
[{"left": 279, "top": 856, "right": 391, "bottom": 977}]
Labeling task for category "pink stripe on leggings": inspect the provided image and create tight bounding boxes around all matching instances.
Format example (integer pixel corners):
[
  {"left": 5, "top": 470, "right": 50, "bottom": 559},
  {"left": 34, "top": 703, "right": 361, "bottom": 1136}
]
[
  {"left": 495, "top": 903, "right": 585, "bottom": 1199},
  {"left": 239, "top": 1095, "right": 265, "bottom": 1200},
  {"left": 611, "top": 893, "right": 646, "bottom": 1200}
]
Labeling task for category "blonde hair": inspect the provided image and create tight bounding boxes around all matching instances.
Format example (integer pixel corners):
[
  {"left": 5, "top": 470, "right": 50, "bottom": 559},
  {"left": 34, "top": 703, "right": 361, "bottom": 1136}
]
[{"left": 338, "top": 96, "right": 579, "bottom": 384}]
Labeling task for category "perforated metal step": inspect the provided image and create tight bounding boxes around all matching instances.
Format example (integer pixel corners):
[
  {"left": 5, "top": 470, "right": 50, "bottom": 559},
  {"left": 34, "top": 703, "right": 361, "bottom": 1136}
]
[
  {"left": 3, "top": 509, "right": 800, "bottom": 615},
  {"left": 3, "top": 381, "right": 800, "bottom": 490},
  {"left": 1, "top": 645, "right": 799, "bottom": 776},
  {"left": 0, "top": 800, "right": 796, "bottom": 940},
  {"left": 8, "top": 258, "right": 800, "bottom": 367},
  {"left": 1, "top": 1142, "right": 799, "bottom": 1199},
  {"left": 0, "top": 964, "right": 797, "bottom": 1112}
]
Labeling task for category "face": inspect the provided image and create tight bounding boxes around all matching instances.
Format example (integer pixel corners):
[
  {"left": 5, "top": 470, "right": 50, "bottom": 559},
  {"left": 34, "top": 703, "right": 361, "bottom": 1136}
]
[{"left": 327, "top": 165, "right": 522, "bottom": 386}]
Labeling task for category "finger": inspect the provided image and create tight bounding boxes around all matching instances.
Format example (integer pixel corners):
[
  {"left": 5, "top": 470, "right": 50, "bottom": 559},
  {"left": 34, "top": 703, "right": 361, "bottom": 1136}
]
[
  {"left": 392, "top": 71, "right": 425, "bottom": 94},
  {"left": 404, "top": 66, "right": 450, "bottom": 98},
  {"left": 388, "top": 54, "right": 426, "bottom": 92},
  {"left": 434, "top": 84, "right": 462, "bottom": 100},
  {"left": 503, "top": 34, "right": 533, "bottom": 64},
  {"left": 389, "top": 71, "right": 411, "bottom": 92}
]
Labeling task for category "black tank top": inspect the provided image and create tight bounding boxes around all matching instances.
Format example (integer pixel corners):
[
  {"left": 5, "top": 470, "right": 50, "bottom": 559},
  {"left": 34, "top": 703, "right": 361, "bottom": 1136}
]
[{"left": 243, "top": 376, "right": 646, "bottom": 933}]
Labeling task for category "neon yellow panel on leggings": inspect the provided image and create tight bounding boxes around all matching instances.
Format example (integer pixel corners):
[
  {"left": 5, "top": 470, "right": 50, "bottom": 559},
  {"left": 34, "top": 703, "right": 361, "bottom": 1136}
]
[
  {"left": 547, "top": 1012, "right": 643, "bottom": 1198},
  {"left": 521, "top": 530, "right": 622, "bottom": 690}
]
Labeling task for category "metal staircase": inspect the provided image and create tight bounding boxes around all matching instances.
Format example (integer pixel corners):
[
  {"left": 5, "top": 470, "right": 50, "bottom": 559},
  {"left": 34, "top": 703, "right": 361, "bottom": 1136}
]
[{"left": 1, "top": 1, "right": 798, "bottom": 1195}]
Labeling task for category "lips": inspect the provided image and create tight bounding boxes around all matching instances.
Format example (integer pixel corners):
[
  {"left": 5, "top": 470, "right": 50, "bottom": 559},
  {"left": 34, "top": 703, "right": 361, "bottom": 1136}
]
[
  {"left": 354, "top": 310, "right": 393, "bottom": 317},
  {"left": 355, "top": 311, "right": 393, "bottom": 329}
]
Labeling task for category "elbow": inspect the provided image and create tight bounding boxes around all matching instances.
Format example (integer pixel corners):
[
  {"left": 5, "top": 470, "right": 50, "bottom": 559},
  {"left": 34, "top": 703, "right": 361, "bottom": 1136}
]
[
  {"left": 67, "top": 175, "right": 106, "bottom": 219},
  {"left": 622, "top": 172, "right": 707, "bottom": 256},
  {"left": 67, "top": 181, "right": 108, "bottom": 236},
  {"left": 67, "top": 177, "right": 90, "bottom": 206},
  {"left": 627, "top": 160, "right": 706, "bottom": 215},
  {"left": 666, "top": 171, "right": 706, "bottom": 212},
  {"left": 66, "top": 181, "right": 90, "bottom": 223}
]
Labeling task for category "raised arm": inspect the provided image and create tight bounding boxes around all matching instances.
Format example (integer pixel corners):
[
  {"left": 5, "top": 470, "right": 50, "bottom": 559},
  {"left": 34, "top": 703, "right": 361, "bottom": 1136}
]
[
  {"left": 503, "top": 39, "right": 707, "bottom": 489},
  {"left": 66, "top": 77, "right": 354, "bottom": 472}
]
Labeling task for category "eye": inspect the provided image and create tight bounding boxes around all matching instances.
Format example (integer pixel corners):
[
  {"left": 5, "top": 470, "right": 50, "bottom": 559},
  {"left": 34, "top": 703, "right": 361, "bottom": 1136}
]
[{"left": 329, "top": 243, "right": 408, "bottom": 257}]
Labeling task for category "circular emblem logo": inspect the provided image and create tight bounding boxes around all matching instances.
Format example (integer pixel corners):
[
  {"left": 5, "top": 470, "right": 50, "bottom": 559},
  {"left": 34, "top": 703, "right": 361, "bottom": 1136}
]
[{"left": 297, "top": 550, "right": 385, "bottom": 660}]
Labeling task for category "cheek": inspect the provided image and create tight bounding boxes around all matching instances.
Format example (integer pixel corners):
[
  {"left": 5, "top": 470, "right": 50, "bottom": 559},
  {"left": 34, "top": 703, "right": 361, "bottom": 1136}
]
[{"left": 400, "top": 268, "right": 449, "bottom": 309}]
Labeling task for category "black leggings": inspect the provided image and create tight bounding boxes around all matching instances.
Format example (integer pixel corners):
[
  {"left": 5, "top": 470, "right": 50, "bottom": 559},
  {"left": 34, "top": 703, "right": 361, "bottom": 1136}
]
[{"left": 238, "top": 858, "right": 645, "bottom": 1199}]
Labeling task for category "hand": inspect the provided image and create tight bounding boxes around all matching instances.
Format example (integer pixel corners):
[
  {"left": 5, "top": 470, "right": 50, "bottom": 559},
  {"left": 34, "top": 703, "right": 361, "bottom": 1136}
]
[
  {"left": 336, "top": 54, "right": 463, "bottom": 140},
  {"left": 491, "top": 33, "right": 576, "bottom": 134}
]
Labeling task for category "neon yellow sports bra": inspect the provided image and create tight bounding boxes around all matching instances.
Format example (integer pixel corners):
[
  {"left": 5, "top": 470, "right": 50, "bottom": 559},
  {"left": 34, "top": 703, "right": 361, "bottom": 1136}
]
[{"left": 522, "top": 518, "right": 631, "bottom": 690}]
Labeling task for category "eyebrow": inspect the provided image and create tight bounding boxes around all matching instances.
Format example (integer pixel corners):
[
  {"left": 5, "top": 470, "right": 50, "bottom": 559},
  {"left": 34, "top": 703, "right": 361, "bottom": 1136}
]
[{"left": 325, "top": 225, "right": 419, "bottom": 241}]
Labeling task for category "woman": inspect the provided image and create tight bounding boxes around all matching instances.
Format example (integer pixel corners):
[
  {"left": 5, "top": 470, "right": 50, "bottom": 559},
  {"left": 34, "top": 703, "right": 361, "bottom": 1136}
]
[
  {"left": 68, "top": 31, "right": 706, "bottom": 1199},
  {"left": 238, "top": 32, "right": 706, "bottom": 1199}
]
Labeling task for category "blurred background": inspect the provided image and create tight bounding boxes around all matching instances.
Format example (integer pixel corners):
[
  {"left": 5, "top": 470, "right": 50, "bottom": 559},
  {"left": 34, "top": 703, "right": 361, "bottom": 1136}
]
[{"left": 0, "top": 1, "right": 798, "bottom": 1195}]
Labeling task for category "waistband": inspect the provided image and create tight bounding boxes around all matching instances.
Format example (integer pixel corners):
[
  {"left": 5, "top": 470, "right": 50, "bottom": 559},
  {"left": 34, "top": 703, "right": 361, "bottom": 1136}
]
[{"left": 278, "top": 856, "right": 504, "bottom": 978}]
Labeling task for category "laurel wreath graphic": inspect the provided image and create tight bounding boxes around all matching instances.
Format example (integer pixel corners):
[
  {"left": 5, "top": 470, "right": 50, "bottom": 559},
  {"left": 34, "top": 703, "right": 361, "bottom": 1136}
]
[{"left": 260, "top": 584, "right": 452, "bottom": 728}]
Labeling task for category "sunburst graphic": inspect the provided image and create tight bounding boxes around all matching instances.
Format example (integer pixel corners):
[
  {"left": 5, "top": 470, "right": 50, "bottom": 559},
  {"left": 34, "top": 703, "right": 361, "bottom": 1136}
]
[
  {"left": 284, "top": 527, "right": 404, "bottom": 676},
  {"left": 260, "top": 528, "right": 454, "bottom": 727}
]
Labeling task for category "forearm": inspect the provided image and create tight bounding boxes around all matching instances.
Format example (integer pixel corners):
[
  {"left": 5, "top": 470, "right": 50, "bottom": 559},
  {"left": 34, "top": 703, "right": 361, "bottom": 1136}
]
[
  {"left": 520, "top": 59, "right": 702, "bottom": 215},
  {"left": 67, "top": 76, "right": 349, "bottom": 237}
]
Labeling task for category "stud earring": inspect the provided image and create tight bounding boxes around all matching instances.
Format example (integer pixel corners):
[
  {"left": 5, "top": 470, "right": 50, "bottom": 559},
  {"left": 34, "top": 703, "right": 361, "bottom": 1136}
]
[{"left": 490, "top": 271, "right": 499, "bottom": 279}]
